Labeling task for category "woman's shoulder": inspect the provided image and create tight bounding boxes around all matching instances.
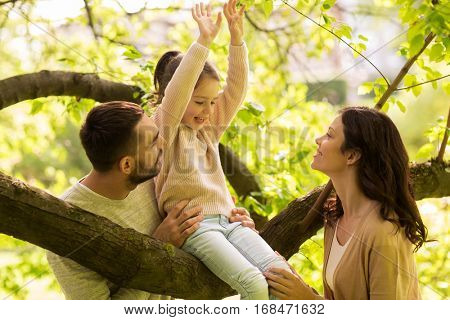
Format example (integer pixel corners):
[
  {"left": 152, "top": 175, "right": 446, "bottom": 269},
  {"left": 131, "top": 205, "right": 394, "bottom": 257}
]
[{"left": 360, "top": 209, "right": 402, "bottom": 244}]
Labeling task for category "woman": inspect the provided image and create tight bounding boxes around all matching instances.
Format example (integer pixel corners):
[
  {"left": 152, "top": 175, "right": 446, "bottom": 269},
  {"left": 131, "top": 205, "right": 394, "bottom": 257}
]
[{"left": 264, "top": 107, "right": 427, "bottom": 299}]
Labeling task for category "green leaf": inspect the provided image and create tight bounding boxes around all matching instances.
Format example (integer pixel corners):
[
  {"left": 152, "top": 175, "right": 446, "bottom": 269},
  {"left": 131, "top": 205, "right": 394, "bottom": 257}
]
[
  {"left": 237, "top": 109, "right": 252, "bottom": 124},
  {"left": 30, "top": 100, "right": 44, "bottom": 115},
  {"left": 431, "top": 81, "right": 438, "bottom": 90},
  {"left": 335, "top": 24, "right": 352, "bottom": 40},
  {"left": 321, "top": 13, "right": 335, "bottom": 25},
  {"left": 123, "top": 45, "right": 142, "bottom": 60},
  {"left": 244, "top": 101, "right": 265, "bottom": 116},
  {"left": 429, "top": 43, "right": 444, "bottom": 62},
  {"left": 398, "top": 47, "right": 408, "bottom": 57},
  {"left": 404, "top": 74, "right": 417, "bottom": 88},
  {"left": 357, "top": 42, "right": 367, "bottom": 52},
  {"left": 357, "top": 82, "right": 373, "bottom": 95},
  {"left": 443, "top": 82, "right": 450, "bottom": 96},
  {"left": 426, "top": 71, "right": 441, "bottom": 90},
  {"left": 443, "top": 37, "right": 450, "bottom": 51},
  {"left": 396, "top": 100, "right": 406, "bottom": 113},
  {"left": 322, "top": 0, "right": 336, "bottom": 11},
  {"left": 415, "top": 143, "right": 435, "bottom": 160},
  {"left": 262, "top": 0, "right": 273, "bottom": 18},
  {"left": 412, "top": 83, "right": 422, "bottom": 97},
  {"left": 409, "top": 34, "right": 425, "bottom": 57},
  {"left": 358, "top": 34, "right": 368, "bottom": 42}
]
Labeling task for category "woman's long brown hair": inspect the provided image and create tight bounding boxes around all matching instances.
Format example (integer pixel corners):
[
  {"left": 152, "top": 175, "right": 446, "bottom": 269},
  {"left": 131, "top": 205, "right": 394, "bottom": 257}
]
[{"left": 325, "top": 106, "right": 427, "bottom": 251}]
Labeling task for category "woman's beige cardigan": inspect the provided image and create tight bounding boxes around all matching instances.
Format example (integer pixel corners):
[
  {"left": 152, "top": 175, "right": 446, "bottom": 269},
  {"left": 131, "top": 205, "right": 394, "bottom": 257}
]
[{"left": 322, "top": 209, "right": 421, "bottom": 300}]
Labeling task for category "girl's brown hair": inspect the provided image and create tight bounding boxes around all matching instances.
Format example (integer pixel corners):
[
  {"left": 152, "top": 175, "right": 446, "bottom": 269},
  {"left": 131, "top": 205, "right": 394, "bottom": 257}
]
[{"left": 153, "top": 50, "right": 220, "bottom": 105}]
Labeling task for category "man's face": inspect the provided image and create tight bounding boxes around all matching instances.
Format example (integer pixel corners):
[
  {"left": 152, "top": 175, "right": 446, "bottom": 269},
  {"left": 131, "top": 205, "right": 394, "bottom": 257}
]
[{"left": 128, "top": 115, "right": 163, "bottom": 185}]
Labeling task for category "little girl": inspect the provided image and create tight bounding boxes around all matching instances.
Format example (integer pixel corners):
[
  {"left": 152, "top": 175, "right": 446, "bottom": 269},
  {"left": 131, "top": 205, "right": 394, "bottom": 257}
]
[{"left": 153, "top": 0, "right": 290, "bottom": 299}]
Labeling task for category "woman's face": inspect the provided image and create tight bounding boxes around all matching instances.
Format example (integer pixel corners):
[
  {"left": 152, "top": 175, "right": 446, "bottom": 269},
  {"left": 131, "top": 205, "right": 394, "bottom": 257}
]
[{"left": 311, "top": 115, "right": 351, "bottom": 175}]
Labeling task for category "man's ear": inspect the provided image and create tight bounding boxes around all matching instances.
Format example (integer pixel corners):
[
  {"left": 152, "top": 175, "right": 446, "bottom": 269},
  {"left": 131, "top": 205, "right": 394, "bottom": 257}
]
[
  {"left": 118, "top": 156, "right": 135, "bottom": 175},
  {"left": 346, "top": 149, "right": 361, "bottom": 166}
]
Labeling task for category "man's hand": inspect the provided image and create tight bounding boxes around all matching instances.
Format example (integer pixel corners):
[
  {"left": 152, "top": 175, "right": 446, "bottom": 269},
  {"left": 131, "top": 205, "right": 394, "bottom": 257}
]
[
  {"left": 229, "top": 207, "right": 258, "bottom": 233},
  {"left": 152, "top": 200, "right": 203, "bottom": 248}
]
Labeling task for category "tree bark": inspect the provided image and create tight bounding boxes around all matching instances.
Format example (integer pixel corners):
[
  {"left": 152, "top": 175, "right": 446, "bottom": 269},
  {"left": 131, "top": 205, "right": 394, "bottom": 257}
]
[
  {"left": 0, "top": 71, "right": 144, "bottom": 110},
  {"left": 0, "top": 172, "right": 234, "bottom": 299},
  {"left": 1, "top": 161, "right": 448, "bottom": 298}
]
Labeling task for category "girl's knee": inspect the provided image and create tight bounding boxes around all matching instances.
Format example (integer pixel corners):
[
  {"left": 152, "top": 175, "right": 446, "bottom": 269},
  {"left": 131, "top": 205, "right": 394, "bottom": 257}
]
[{"left": 262, "top": 255, "right": 291, "bottom": 273}]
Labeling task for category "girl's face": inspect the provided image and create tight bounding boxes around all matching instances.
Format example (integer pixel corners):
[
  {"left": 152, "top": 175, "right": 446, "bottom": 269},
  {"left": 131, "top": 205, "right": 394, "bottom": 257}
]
[
  {"left": 182, "top": 77, "right": 220, "bottom": 130},
  {"left": 311, "top": 115, "right": 353, "bottom": 175}
]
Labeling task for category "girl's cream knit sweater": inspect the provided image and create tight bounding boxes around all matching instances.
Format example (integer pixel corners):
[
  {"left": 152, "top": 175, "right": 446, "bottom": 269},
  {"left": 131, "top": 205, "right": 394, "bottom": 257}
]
[{"left": 153, "top": 42, "right": 248, "bottom": 218}]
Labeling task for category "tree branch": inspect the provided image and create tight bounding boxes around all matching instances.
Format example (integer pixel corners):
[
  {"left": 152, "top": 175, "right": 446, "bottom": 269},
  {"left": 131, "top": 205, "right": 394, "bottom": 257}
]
[
  {"left": 82, "top": 0, "right": 133, "bottom": 46},
  {"left": 395, "top": 74, "right": 450, "bottom": 91},
  {"left": 0, "top": 0, "right": 17, "bottom": 6},
  {"left": 244, "top": 12, "right": 300, "bottom": 33},
  {"left": 83, "top": 0, "right": 98, "bottom": 40},
  {"left": 437, "top": 107, "right": 450, "bottom": 163},
  {"left": 0, "top": 71, "right": 144, "bottom": 110},
  {"left": 0, "top": 0, "right": 16, "bottom": 42},
  {"left": 0, "top": 172, "right": 234, "bottom": 299},
  {"left": 280, "top": 0, "right": 390, "bottom": 87},
  {"left": 375, "top": 32, "right": 436, "bottom": 110},
  {"left": 1, "top": 160, "right": 448, "bottom": 298}
]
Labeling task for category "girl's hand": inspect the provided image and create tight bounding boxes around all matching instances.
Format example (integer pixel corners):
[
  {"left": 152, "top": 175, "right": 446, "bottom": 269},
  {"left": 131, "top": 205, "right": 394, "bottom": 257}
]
[
  {"left": 192, "top": 2, "right": 222, "bottom": 47},
  {"left": 223, "top": 0, "right": 245, "bottom": 46},
  {"left": 264, "top": 268, "right": 322, "bottom": 300},
  {"left": 229, "top": 207, "right": 258, "bottom": 233}
]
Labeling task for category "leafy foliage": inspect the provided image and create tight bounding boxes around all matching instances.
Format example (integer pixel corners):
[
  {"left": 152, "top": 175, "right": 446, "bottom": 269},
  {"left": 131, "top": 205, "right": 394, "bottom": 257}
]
[{"left": 0, "top": 0, "right": 448, "bottom": 299}]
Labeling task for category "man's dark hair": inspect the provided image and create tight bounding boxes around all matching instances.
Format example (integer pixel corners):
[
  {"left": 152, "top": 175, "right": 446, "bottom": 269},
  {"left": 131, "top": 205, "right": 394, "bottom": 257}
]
[{"left": 80, "top": 101, "right": 144, "bottom": 172}]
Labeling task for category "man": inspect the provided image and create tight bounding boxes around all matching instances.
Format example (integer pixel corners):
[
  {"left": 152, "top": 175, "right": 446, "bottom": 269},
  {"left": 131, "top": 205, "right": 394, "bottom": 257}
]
[{"left": 47, "top": 101, "right": 254, "bottom": 299}]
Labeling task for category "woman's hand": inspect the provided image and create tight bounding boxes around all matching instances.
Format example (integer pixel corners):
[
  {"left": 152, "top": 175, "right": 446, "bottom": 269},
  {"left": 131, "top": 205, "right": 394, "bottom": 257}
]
[
  {"left": 192, "top": 2, "right": 222, "bottom": 47},
  {"left": 223, "top": 0, "right": 245, "bottom": 46},
  {"left": 264, "top": 267, "right": 322, "bottom": 300}
]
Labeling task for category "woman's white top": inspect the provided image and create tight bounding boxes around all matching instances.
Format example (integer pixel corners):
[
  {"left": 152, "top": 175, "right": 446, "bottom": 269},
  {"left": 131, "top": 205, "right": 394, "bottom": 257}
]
[{"left": 325, "top": 219, "right": 353, "bottom": 292}]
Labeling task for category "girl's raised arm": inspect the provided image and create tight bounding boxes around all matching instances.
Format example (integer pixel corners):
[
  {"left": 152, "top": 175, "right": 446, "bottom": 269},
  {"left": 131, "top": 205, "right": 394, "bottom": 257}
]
[
  {"left": 154, "top": 3, "right": 222, "bottom": 146},
  {"left": 209, "top": 0, "right": 248, "bottom": 141}
]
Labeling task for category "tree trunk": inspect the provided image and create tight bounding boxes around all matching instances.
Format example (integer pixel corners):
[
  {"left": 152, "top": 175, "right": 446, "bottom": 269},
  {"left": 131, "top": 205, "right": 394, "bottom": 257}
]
[{"left": 1, "top": 160, "right": 448, "bottom": 299}]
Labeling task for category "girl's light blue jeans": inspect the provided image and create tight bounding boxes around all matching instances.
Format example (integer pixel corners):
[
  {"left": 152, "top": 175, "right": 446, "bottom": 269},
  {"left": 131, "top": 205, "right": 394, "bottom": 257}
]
[{"left": 181, "top": 214, "right": 291, "bottom": 300}]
